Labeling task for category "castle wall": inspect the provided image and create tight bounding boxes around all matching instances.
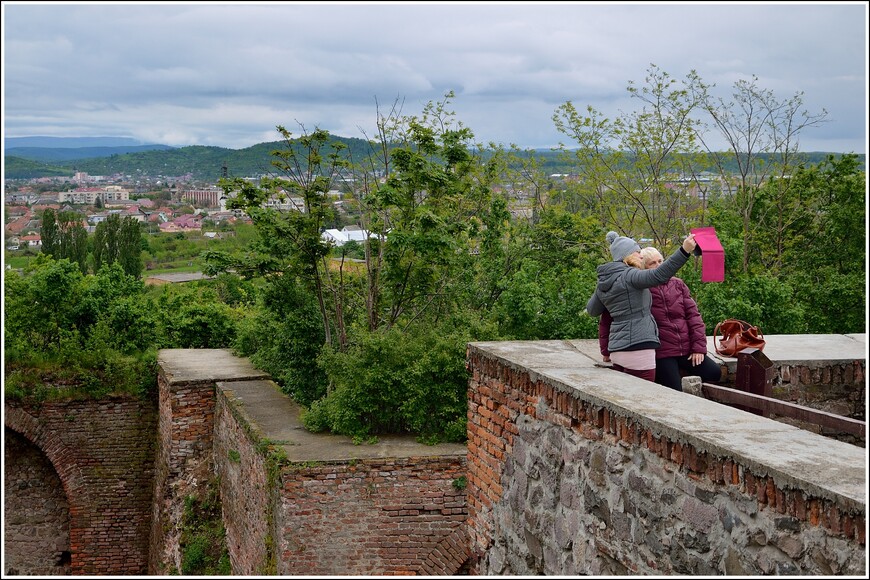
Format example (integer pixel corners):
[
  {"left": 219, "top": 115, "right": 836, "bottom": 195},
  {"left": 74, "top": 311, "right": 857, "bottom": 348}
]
[
  {"left": 465, "top": 339, "right": 866, "bottom": 575},
  {"left": 5, "top": 337, "right": 863, "bottom": 576},
  {"left": 211, "top": 377, "right": 469, "bottom": 575},
  {"left": 4, "top": 397, "right": 157, "bottom": 575}
]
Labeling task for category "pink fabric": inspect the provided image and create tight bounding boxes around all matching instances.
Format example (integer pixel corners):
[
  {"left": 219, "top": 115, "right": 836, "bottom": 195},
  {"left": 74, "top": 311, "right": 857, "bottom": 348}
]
[
  {"left": 691, "top": 226, "right": 725, "bottom": 282},
  {"left": 609, "top": 349, "right": 656, "bottom": 371}
]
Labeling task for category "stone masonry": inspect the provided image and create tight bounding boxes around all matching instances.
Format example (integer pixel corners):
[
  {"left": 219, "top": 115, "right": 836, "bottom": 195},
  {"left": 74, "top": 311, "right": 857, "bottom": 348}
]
[
  {"left": 465, "top": 338, "right": 866, "bottom": 575},
  {"left": 5, "top": 335, "right": 865, "bottom": 576}
]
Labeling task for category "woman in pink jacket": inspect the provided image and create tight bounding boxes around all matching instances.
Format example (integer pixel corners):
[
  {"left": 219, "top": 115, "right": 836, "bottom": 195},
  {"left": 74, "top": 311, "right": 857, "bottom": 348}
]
[{"left": 599, "top": 247, "right": 722, "bottom": 391}]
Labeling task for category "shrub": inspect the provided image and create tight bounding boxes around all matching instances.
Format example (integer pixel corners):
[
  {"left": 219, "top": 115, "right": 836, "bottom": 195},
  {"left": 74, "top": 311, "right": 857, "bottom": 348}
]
[{"left": 303, "top": 315, "right": 496, "bottom": 442}]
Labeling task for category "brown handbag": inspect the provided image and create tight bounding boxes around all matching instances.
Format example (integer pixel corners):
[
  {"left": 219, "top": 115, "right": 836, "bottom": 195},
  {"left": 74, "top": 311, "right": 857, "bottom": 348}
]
[{"left": 713, "top": 319, "right": 766, "bottom": 357}]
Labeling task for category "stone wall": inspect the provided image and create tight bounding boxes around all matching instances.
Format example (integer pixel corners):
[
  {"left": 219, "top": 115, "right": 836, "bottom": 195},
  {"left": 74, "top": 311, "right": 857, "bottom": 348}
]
[
  {"left": 465, "top": 340, "right": 866, "bottom": 576},
  {"left": 4, "top": 397, "right": 157, "bottom": 576},
  {"left": 714, "top": 347, "right": 866, "bottom": 444},
  {"left": 772, "top": 361, "right": 866, "bottom": 420}
]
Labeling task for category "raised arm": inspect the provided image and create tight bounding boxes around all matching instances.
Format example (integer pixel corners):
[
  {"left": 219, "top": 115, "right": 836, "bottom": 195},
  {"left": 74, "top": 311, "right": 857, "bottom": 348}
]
[{"left": 623, "top": 234, "right": 696, "bottom": 289}]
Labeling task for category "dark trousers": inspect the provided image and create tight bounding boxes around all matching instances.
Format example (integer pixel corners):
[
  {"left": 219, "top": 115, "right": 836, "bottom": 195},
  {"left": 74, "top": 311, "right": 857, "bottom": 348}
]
[
  {"left": 655, "top": 355, "right": 722, "bottom": 391},
  {"left": 612, "top": 364, "right": 656, "bottom": 382}
]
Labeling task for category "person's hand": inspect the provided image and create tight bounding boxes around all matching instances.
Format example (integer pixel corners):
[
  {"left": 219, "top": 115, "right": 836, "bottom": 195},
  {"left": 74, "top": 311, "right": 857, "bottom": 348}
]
[
  {"left": 682, "top": 233, "right": 697, "bottom": 254},
  {"left": 603, "top": 355, "right": 611, "bottom": 363},
  {"left": 688, "top": 353, "right": 704, "bottom": 366}
]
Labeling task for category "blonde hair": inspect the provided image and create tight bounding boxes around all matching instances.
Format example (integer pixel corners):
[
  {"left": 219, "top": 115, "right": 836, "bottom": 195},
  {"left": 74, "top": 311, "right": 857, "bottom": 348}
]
[
  {"left": 640, "top": 247, "right": 663, "bottom": 268},
  {"left": 623, "top": 252, "right": 644, "bottom": 269}
]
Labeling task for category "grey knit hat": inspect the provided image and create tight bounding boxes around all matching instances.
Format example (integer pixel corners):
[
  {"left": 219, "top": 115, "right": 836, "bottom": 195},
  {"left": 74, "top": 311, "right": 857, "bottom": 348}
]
[{"left": 606, "top": 231, "right": 640, "bottom": 262}]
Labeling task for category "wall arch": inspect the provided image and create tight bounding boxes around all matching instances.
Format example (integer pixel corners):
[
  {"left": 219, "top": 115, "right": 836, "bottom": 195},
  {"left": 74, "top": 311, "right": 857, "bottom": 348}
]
[
  {"left": 4, "top": 407, "right": 89, "bottom": 574},
  {"left": 4, "top": 428, "right": 72, "bottom": 575},
  {"left": 4, "top": 406, "right": 91, "bottom": 505}
]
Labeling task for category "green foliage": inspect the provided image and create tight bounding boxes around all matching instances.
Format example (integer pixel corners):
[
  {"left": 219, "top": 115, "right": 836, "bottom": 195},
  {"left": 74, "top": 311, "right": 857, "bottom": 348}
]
[
  {"left": 4, "top": 256, "right": 158, "bottom": 401},
  {"left": 490, "top": 206, "right": 602, "bottom": 339},
  {"left": 156, "top": 286, "right": 240, "bottom": 349},
  {"left": 692, "top": 273, "right": 806, "bottom": 335},
  {"left": 179, "top": 479, "right": 231, "bottom": 576},
  {"left": 232, "top": 275, "right": 327, "bottom": 406},
  {"left": 697, "top": 153, "right": 865, "bottom": 334},
  {"left": 782, "top": 155, "right": 866, "bottom": 333},
  {"left": 93, "top": 214, "right": 144, "bottom": 277},
  {"left": 553, "top": 65, "right": 709, "bottom": 243},
  {"left": 303, "top": 317, "right": 493, "bottom": 442},
  {"left": 40, "top": 209, "right": 89, "bottom": 273}
]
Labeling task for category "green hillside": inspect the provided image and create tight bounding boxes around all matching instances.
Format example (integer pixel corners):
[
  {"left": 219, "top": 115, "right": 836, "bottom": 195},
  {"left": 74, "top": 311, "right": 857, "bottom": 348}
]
[
  {"left": 4, "top": 156, "right": 75, "bottom": 179},
  {"left": 6, "top": 144, "right": 175, "bottom": 162},
  {"left": 4, "top": 136, "right": 385, "bottom": 181},
  {"left": 3, "top": 135, "right": 864, "bottom": 181}
]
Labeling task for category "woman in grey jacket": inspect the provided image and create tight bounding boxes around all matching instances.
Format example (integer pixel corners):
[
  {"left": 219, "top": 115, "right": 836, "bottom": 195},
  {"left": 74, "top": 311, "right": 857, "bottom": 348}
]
[{"left": 586, "top": 231, "right": 697, "bottom": 381}]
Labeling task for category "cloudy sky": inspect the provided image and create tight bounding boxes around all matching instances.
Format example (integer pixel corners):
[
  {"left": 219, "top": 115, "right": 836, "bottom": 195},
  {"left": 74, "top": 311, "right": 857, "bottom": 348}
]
[{"left": 2, "top": 1, "right": 867, "bottom": 153}]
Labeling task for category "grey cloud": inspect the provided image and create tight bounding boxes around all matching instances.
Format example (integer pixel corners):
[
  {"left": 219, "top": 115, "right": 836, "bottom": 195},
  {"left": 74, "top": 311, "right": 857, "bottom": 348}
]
[{"left": 2, "top": 2, "right": 865, "bottom": 152}]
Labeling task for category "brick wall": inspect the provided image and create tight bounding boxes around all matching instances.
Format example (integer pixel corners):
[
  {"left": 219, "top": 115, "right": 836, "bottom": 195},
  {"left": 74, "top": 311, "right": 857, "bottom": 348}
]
[
  {"left": 4, "top": 397, "right": 157, "bottom": 575},
  {"left": 153, "top": 350, "right": 470, "bottom": 576},
  {"left": 276, "top": 457, "right": 467, "bottom": 575},
  {"left": 4, "top": 428, "right": 71, "bottom": 576},
  {"left": 465, "top": 344, "right": 866, "bottom": 575},
  {"left": 148, "top": 370, "right": 219, "bottom": 573},
  {"left": 211, "top": 378, "right": 469, "bottom": 575},
  {"left": 213, "top": 388, "right": 272, "bottom": 575}
]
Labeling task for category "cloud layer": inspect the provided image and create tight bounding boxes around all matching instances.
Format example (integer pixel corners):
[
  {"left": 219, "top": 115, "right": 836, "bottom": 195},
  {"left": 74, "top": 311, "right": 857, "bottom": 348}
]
[{"left": 3, "top": 2, "right": 867, "bottom": 153}]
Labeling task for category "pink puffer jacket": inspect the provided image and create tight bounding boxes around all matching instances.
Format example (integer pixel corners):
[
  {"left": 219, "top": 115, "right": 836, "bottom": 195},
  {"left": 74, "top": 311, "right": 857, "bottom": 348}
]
[{"left": 599, "top": 277, "right": 707, "bottom": 359}]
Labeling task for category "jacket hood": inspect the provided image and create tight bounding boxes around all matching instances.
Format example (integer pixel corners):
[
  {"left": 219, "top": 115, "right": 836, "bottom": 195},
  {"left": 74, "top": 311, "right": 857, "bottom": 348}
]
[{"left": 596, "top": 261, "right": 626, "bottom": 293}]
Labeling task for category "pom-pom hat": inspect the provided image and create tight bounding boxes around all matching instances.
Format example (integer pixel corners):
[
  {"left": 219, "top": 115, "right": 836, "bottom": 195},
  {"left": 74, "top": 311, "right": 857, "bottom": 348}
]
[{"left": 606, "top": 231, "right": 640, "bottom": 262}]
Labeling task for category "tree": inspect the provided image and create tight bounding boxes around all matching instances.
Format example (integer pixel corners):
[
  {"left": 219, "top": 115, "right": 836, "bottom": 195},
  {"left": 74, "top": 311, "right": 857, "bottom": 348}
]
[
  {"left": 94, "top": 214, "right": 143, "bottom": 276},
  {"left": 774, "top": 155, "right": 864, "bottom": 332},
  {"left": 218, "top": 126, "right": 349, "bottom": 349},
  {"left": 40, "top": 208, "right": 88, "bottom": 273},
  {"left": 40, "top": 208, "right": 59, "bottom": 256},
  {"left": 553, "top": 65, "right": 708, "bottom": 246},
  {"left": 695, "top": 74, "right": 829, "bottom": 273}
]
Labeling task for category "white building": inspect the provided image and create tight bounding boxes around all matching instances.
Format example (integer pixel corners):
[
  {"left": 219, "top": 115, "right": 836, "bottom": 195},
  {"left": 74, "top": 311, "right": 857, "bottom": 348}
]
[{"left": 321, "top": 225, "right": 379, "bottom": 247}]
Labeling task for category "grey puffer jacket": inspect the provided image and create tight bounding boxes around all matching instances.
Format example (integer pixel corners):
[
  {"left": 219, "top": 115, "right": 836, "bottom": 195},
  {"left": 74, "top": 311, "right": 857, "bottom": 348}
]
[{"left": 586, "top": 248, "right": 690, "bottom": 353}]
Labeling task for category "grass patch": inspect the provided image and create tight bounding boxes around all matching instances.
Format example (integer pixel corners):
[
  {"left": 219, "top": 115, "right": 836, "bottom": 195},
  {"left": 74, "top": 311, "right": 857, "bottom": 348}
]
[{"left": 180, "top": 478, "right": 231, "bottom": 576}]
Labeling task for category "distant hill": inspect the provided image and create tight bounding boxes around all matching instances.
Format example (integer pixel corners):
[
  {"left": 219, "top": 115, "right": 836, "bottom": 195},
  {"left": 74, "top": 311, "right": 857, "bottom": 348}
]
[
  {"left": 4, "top": 156, "right": 74, "bottom": 179},
  {"left": 2, "top": 134, "right": 864, "bottom": 181},
  {"left": 6, "top": 144, "right": 177, "bottom": 163},
  {"left": 5, "top": 136, "right": 155, "bottom": 148},
  {"left": 3, "top": 137, "right": 382, "bottom": 181}
]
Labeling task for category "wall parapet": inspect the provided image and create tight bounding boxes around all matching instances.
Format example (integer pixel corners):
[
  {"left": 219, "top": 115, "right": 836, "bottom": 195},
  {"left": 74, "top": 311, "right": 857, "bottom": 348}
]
[
  {"left": 153, "top": 349, "right": 470, "bottom": 575},
  {"left": 465, "top": 336, "right": 866, "bottom": 576}
]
